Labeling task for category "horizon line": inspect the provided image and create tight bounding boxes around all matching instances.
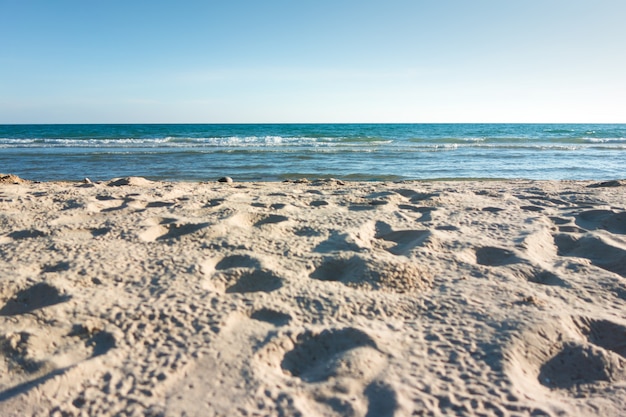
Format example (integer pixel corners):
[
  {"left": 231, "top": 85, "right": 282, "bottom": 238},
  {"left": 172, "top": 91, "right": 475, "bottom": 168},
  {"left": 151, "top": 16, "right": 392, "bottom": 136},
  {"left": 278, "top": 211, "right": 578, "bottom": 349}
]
[{"left": 3, "top": 121, "right": 626, "bottom": 126}]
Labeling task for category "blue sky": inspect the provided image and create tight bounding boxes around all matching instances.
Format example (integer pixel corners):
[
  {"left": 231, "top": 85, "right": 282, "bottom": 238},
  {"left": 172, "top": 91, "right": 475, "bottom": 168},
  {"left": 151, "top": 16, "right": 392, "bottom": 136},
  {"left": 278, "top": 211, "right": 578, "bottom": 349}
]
[{"left": 1, "top": 0, "right": 625, "bottom": 123}]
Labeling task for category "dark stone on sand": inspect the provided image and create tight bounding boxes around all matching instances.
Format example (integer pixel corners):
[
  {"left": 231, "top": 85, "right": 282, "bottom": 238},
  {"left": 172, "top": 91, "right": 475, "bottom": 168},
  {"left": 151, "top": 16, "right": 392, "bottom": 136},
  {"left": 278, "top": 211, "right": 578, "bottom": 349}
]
[{"left": 587, "top": 180, "right": 624, "bottom": 188}]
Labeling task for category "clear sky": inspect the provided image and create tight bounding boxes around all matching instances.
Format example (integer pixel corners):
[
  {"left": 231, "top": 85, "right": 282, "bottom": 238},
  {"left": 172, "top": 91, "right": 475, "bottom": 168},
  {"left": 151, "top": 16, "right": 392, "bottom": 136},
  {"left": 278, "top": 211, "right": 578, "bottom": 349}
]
[{"left": 1, "top": 0, "right": 625, "bottom": 123}]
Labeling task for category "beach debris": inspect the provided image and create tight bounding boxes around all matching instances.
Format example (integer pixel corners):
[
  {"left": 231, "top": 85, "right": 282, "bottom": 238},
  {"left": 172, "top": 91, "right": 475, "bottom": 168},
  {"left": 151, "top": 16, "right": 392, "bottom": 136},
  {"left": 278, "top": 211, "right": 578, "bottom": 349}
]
[
  {"left": 218, "top": 176, "right": 233, "bottom": 183},
  {"left": 311, "top": 178, "right": 346, "bottom": 186},
  {"left": 519, "top": 295, "right": 545, "bottom": 306},
  {"left": 587, "top": 180, "right": 624, "bottom": 188},
  {"left": 79, "top": 178, "right": 96, "bottom": 187},
  {"left": 0, "top": 174, "right": 26, "bottom": 184},
  {"left": 107, "top": 177, "right": 153, "bottom": 187}
]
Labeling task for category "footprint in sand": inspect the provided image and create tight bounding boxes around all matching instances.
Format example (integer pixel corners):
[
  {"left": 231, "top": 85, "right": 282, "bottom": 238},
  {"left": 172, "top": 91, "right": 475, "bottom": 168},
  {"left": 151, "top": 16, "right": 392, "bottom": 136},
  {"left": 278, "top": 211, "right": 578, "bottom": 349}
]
[
  {"left": 549, "top": 215, "right": 573, "bottom": 225},
  {"left": 397, "top": 205, "right": 437, "bottom": 223},
  {"left": 223, "top": 212, "right": 289, "bottom": 229},
  {"left": 348, "top": 202, "right": 377, "bottom": 211},
  {"left": 474, "top": 246, "right": 520, "bottom": 267},
  {"left": 204, "top": 198, "right": 225, "bottom": 208},
  {"left": 223, "top": 269, "right": 283, "bottom": 294},
  {"left": 310, "top": 200, "right": 330, "bottom": 207},
  {"left": 482, "top": 206, "right": 506, "bottom": 213},
  {"left": 99, "top": 197, "right": 143, "bottom": 213},
  {"left": 280, "top": 328, "right": 384, "bottom": 383},
  {"left": 310, "top": 254, "right": 367, "bottom": 284},
  {"left": 7, "top": 229, "right": 46, "bottom": 240},
  {"left": 539, "top": 343, "right": 624, "bottom": 390},
  {"left": 574, "top": 209, "right": 626, "bottom": 235},
  {"left": 506, "top": 315, "right": 626, "bottom": 403},
  {"left": 253, "top": 214, "right": 289, "bottom": 227},
  {"left": 409, "top": 192, "right": 440, "bottom": 202},
  {"left": 257, "top": 327, "right": 399, "bottom": 416},
  {"left": 389, "top": 188, "right": 423, "bottom": 198},
  {"left": 158, "top": 222, "right": 211, "bottom": 240},
  {"left": 473, "top": 243, "right": 568, "bottom": 287},
  {"left": 517, "top": 266, "right": 568, "bottom": 287},
  {"left": 562, "top": 319, "right": 626, "bottom": 388},
  {"left": 375, "top": 221, "right": 432, "bottom": 256},
  {"left": 314, "top": 231, "right": 365, "bottom": 253},
  {"left": 53, "top": 225, "right": 112, "bottom": 241},
  {"left": 0, "top": 332, "right": 49, "bottom": 375},
  {"left": 0, "top": 282, "right": 70, "bottom": 316},
  {"left": 364, "top": 381, "right": 400, "bottom": 417},
  {"left": 553, "top": 233, "right": 626, "bottom": 277},
  {"left": 0, "top": 283, "right": 115, "bottom": 393},
  {"left": 548, "top": 215, "right": 588, "bottom": 233},
  {"left": 86, "top": 195, "right": 124, "bottom": 212},
  {"left": 139, "top": 218, "right": 210, "bottom": 242},
  {"left": 145, "top": 201, "right": 176, "bottom": 209},
  {"left": 250, "top": 308, "right": 292, "bottom": 326},
  {"left": 376, "top": 230, "right": 431, "bottom": 255},
  {"left": 42, "top": 261, "right": 71, "bottom": 273},
  {"left": 208, "top": 253, "right": 284, "bottom": 294},
  {"left": 215, "top": 254, "right": 262, "bottom": 270},
  {"left": 310, "top": 253, "right": 431, "bottom": 293},
  {"left": 68, "top": 323, "right": 117, "bottom": 358},
  {"left": 0, "top": 321, "right": 116, "bottom": 399}
]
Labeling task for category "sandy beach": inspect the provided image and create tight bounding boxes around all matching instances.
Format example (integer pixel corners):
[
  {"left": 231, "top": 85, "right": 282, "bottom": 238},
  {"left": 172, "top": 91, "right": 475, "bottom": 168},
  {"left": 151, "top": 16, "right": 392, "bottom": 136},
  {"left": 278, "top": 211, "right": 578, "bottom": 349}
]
[{"left": 1, "top": 174, "right": 625, "bottom": 416}]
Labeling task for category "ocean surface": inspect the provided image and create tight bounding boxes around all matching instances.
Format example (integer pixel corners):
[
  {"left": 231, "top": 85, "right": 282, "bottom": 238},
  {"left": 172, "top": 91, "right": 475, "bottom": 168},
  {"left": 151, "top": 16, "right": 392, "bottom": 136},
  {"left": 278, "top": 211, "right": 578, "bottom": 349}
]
[{"left": 1, "top": 124, "right": 625, "bottom": 182}]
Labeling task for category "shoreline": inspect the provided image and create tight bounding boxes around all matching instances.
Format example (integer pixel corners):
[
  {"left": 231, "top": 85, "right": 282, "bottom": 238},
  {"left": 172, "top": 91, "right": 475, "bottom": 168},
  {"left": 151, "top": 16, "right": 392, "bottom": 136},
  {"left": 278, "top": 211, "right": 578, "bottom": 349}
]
[
  {"left": 3, "top": 172, "right": 625, "bottom": 185},
  {"left": 1, "top": 176, "right": 625, "bottom": 416}
]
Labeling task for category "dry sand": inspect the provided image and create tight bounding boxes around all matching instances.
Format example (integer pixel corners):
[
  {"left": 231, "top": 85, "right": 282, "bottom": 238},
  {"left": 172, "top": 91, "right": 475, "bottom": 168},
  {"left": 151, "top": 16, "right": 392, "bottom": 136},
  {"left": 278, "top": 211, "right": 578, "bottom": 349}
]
[{"left": 1, "top": 175, "right": 625, "bottom": 416}]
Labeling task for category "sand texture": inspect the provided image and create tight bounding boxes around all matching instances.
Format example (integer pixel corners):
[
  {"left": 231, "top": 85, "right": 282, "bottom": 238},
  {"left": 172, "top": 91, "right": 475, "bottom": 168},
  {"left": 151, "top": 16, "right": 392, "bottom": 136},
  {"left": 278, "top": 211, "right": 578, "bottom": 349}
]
[{"left": 1, "top": 176, "right": 625, "bottom": 416}]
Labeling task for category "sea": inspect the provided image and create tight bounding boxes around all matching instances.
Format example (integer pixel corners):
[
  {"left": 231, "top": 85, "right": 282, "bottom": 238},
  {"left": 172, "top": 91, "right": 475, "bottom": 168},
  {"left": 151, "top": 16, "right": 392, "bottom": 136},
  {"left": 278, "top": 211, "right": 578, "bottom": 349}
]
[{"left": 1, "top": 124, "right": 625, "bottom": 182}]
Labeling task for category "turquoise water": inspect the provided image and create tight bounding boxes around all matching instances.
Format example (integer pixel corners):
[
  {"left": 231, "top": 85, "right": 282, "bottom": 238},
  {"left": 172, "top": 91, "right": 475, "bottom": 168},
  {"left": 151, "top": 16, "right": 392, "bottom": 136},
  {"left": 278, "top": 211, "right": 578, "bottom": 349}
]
[{"left": 1, "top": 124, "right": 625, "bottom": 181}]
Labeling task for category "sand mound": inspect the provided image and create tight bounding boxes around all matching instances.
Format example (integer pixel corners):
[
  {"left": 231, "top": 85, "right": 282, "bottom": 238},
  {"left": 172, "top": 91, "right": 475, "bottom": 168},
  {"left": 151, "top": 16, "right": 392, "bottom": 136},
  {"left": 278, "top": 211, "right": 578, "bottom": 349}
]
[{"left": 0, "top": 174, "right": 27, "bottom": 184}]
